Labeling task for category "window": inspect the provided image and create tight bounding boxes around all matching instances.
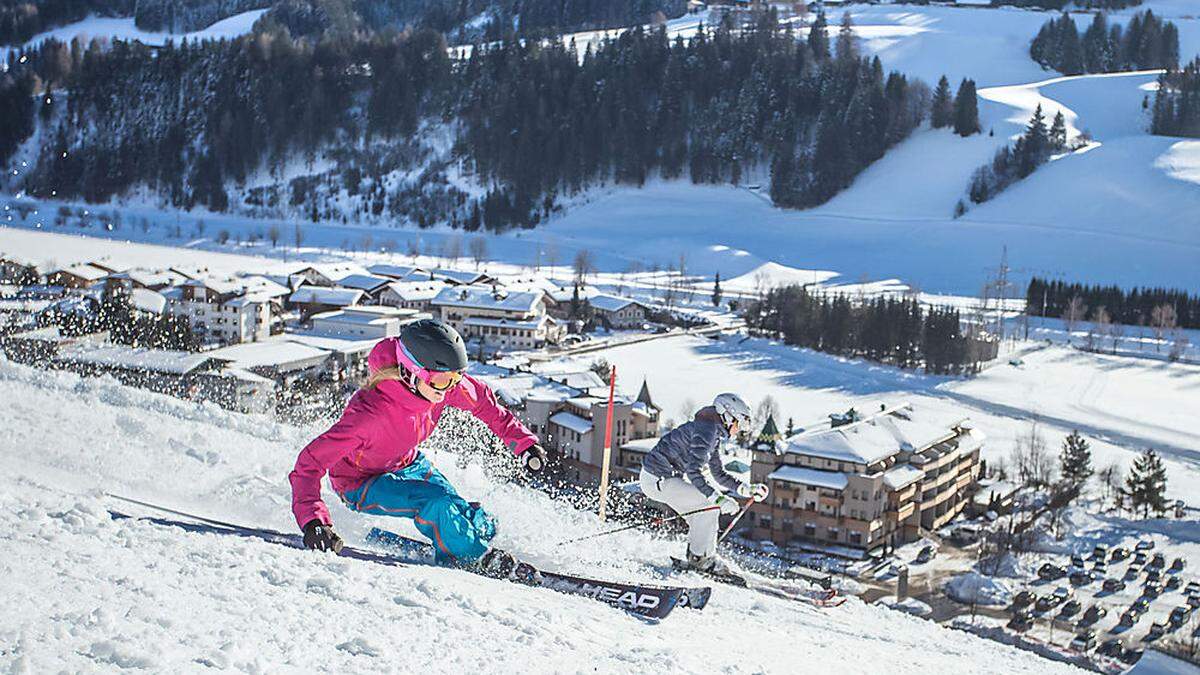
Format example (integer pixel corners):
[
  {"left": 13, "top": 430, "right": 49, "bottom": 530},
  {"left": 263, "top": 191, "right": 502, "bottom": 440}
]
[
  {"left": 849, "top": 532, "right": 863, "bottom": 545},
  {"left": 827, "top": 528, "right": 839, "bottom": 541},
  {"left": 804, "top": 524, "right": 816, "bottom": 537}
]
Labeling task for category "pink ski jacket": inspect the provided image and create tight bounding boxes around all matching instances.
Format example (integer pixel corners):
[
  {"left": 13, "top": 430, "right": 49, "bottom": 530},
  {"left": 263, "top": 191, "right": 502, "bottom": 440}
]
[{"left": 289, "top": 338, "right": 537, "bottom": 528}]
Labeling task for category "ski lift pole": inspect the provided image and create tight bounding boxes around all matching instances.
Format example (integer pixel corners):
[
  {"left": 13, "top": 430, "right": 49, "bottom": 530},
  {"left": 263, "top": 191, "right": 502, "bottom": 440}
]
[
  {"left": 554, "top": 505, "right": 722, "bottom": 547},
  {"left": 597, "top": 364, "right": 617, "bottom": 521}
]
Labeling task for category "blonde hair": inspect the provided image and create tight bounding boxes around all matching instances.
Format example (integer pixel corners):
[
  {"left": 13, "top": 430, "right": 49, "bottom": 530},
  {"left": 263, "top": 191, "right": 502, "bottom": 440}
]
[{"left": 363, "top": 366, "right": 404, "bottom": 390}]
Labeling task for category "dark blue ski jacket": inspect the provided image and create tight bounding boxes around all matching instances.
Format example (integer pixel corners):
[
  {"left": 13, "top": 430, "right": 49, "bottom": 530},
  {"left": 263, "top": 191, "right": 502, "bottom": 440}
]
[{"left": 641, "top": 406, "right": 742, "bottom": 498}]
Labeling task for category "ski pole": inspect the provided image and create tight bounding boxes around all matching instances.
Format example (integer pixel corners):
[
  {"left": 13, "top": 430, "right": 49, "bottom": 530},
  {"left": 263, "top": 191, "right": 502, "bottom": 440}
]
[
  {"left": 717, "top": 499, "right": 754, "bottom": 544},
  {"left": 555, "top": 505, "right": 721, "bottom": 547}
]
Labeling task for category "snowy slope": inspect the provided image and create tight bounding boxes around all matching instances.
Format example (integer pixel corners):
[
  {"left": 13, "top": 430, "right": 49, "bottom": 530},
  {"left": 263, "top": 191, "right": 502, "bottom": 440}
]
[
  {"left": 0, "top": 358, "right": 1087, "bottom": 673},
  {"left": 556, "top": 335, "right": 1200, "bottom": 499},
  {"left": 0, "top": 9, "right": 267, "bottom": 61}
]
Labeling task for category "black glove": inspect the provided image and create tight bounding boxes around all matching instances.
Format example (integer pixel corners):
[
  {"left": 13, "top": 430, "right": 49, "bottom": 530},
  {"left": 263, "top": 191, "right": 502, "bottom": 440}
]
[
  {"left": 522, "top": 444, "right": 548, "bottom": 473},
  {"left": 302, "top": 519, "right": 344, "bottom": 553}
]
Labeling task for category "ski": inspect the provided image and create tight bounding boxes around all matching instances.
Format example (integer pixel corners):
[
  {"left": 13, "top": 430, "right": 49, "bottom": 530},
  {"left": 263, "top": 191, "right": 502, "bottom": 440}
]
[
  {"left": 103, "top": 497, "right": 710, "bottom": 621},
  {"left": 368, "top": 527, "right": 713, "bottom": 618},
  {"left": 669, "top": 557, "right": 846, "bottom": 608}
]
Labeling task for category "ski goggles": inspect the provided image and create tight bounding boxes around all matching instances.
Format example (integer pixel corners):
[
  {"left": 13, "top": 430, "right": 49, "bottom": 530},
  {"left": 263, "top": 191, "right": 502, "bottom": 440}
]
[{"left": 425, "top": 369, "right": 464, "bottom": 391}]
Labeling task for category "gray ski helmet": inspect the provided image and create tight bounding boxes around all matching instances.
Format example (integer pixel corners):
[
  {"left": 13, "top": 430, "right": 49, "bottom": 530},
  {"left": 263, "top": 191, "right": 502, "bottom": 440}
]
[{"left": 399, "top": 319, "right": 469, "bottom": 372}]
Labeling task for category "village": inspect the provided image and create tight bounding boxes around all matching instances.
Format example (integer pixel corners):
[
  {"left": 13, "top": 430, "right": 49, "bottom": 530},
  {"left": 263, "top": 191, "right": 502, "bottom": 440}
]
[{"left": 3, "top": 237, "right": 1197, "bottom": 673}]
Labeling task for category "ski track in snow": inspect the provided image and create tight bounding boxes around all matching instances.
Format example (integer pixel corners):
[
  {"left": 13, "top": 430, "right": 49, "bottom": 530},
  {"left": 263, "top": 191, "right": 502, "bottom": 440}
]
[{"left": 0, "top": 359, "right": 1087, "bottom": 674}]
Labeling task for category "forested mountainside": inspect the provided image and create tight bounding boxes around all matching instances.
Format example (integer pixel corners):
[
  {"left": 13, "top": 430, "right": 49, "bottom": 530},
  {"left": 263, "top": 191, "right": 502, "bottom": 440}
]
[{"left": 1, "top": 13, "right": 932, "bottom": 232}]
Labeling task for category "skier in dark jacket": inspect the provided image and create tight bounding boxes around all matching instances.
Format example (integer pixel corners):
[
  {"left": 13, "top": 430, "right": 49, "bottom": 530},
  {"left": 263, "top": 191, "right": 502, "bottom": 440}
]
[{"left": 640, "top": 393, "right": 768, "bottom": 574}]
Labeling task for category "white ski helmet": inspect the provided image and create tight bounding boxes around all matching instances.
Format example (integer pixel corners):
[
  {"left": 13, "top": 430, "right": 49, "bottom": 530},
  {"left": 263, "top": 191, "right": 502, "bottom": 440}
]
[{"left": 713, "top": 393, "right": 752, "bottom": 431}]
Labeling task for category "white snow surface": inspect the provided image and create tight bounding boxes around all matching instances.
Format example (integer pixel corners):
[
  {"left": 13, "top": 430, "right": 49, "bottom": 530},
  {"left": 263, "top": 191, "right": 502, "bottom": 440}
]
[
  {"left": 1, "top": 9, "right": 268, "bottom": 61},
  {"left": 0, "top": 358, "right": 1086, "bottom": 673},
  {"left": 944, "top": 572, "right": 1014, "bottom": 607}
]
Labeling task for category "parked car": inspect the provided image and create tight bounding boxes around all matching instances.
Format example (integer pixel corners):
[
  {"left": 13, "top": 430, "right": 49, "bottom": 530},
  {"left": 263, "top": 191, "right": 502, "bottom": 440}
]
[
  {"left": 915, "top": 545, "right": 935, "bottom": 564},
  {"left": 1070, "top": 571, "right": 1095, "bottom": 587},
  {"left": 1097, "top": 638, "right": 1123, "bottom": 657},
  {"left": 1131, "top": 597, "right": 1152, "bottom": 615},
  {"left": 1078, "top": 604, "right": 1107, "bottom": 627},
  {"left": 1136, "top": 540, "right": 1155, "bottom": 551},
  {"left": 1146, "top": 622, "right": 1167, "bottom": 640},
  {"left": 1093, "top": 562, "right": 1108, "bottom": 576},
  {"left": 1036, "top": 594, "right": 1061, "bottom": 612},
  {"left": 1143, "top": 582, "right": 1163, "bottom": 598},
  {"left": 1170, "top": 557, "right": 1186, "bottom": 573},
  {"left": 1119, "top": 610, "right": 1140, "bottom": 627},
  {"left": 1185, "top": 580, "right": 1200, "bottom": 594},
  {"left": 1110, "top": 547, "right": 1128, "bottom": 562},
  {"left": 1039, "top": 563, "right": 1067, "bottom": 581},
  {"left": 1071, "top": 555, "right": 1086, "bottom": 569},
  {"left": 1166, "top": 575, "right": 1182, "bottom": 591},
  {"left": 1134, "top": 551, "right": 1149, "bottom": 565},
  {"left": 1188, "top": 595, "right": 1200, "bottom": 609},
  {"left": 1125, "top": 566, "right": 1142, "bottom": 581},
  {"left": 1169, "top": 606, "right": 1193, "bottom": 627},
  {"left": 1060, "top": 599, "right": 1082, "bottom": 618},
  {"left": 1103, "top": 578, "right": 1126, "bottom": 593},
  {"left": 1013, "top": 590, "right": 1036, "bottom": 608},
  {"left": 1150, "top": 553, "right": 1166, "bottom": 569},
  {"left": 1070, "top": 629, "right": 1097, "bottom": 652},
  {"left": 1146, "top": 569, "right": 1162, "bottom": 584},
  {"left": 1091, "top": 544, "right": 1108, "bottom": 558},
  {"left": 1008, "top": 611, "right": 1035, "bottom": 632}
]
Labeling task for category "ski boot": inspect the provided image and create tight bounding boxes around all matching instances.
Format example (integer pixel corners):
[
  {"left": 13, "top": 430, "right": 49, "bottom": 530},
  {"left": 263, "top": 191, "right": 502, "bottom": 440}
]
[{"left": 685, "top": 552, "right": 737, "bottom": 578}]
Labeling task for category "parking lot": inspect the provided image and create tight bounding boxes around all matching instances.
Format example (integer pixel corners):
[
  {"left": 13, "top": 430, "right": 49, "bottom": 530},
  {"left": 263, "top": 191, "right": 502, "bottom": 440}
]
[{"left": 1007, "top": 542, "right": 1198, "bottom": 662}]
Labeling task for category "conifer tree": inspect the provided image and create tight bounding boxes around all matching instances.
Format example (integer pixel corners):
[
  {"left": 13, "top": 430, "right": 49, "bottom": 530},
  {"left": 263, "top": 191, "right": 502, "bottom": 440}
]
[
  {"left": 1049, "top": 111, "right": 1068, "bottom": 150},
  {"left": 1059, "top": 430, "right": 1093, "bottom": 487},
  {"left": 1124, "top": 448, "right": 1169, "bottom": 518},
  {"left": 712, "top": 272, "right": 722, "bottom": 307},
  {"left": 931, "top": 75, "right": 953, "bottom": 129},
  {"left": 808, "top": 11, "right": 829, "bottom": 60},
  {"left": 953, "top": 78, "right": 980, "bottom": 136}
]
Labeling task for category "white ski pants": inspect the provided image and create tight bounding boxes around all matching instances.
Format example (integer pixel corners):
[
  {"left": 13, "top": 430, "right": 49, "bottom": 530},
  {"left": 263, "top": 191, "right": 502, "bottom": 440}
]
[{"left": 639, "top": 468, "right": 718, "bottom": 558}]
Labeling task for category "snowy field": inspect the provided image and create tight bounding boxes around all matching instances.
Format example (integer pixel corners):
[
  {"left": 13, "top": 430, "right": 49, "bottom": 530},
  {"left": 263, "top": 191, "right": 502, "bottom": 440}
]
[
  {"left": 549, "top": 334, "right": 1200, "bottom": 501},
  {"left": 0, "top": 359, "right": 1087, "bottom": 674},
  {"left": 0, "top": 9, "right": 268, "bottom": 63},
  {"left": 4, "top": 4, "right": 1200, "bottom": 294}
]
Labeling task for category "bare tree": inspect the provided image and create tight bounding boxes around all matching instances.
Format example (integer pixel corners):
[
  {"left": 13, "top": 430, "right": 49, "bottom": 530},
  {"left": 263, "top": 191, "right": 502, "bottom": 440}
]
[
  {"left": 1010, "top": 420, "right": 1054, "bottom": 489},
  {"left": 1063, "top": 296, "right": 1087, "bottom": 344},
  {"left": 406, "top": 238, "right": 421, "bottom": 262},
  {"left": 1169, "top": 331, "right": 1189, "bottom": 362},
  {"left": 1099, "top": 463, "right": 1121, "bottom": 506},
  {"left": 1085, "top": 305, "right": 1110, "bottom": 352},
  {"left": 1150, "top": 304, "right": 1177, "bottom": 353},
  {"left": 468, "top": 236, "right": 489, "bottom": 268},
  {"left": 268, "top": 224, "right": 280, "bottom": 248},
  {"left": 360, "top": 233, "right": 374, "bottom": 254},
  {"left": 545, "top": 240, "right": 559, "bottom": 273},
  {"left": 1109, "top": 319, "right": 1125, "bottom": 355},
  {"left": 442, "top": 235, "right": 463, "bottom": 264},
  {"left": 752, "top": 396, "right": 780, "bottom": 438},
  {"left": 573, "top": 249, "right": 595, "bottom": 282},
  {"left": 293, "top": 223, "right": 304, "bottom": 249}
]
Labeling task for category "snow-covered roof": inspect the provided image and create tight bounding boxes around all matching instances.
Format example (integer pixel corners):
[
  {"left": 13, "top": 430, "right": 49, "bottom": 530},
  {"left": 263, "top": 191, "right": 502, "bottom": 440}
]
[
  {"left": 368, "top": 264, "right": 424, "bottom": 280},
  {"left": 288, "top": 286, "right": 365, "bottom": 307},
  {"left": 334, "top": 274, "right": 392, "bottom": 293},
  {"left": 786, "top": 406, "right": 959, "bottom": 466},
  {"left": 768, "top": 465, "right": 848, "bottom": 491},
  {"left": 882, "top": 464, "right": 925, "bottom": 491},
  {"left": 467, "top": 363, "right": 582, "bottom": 405},
  {"left": 566, "top": 396, "right": 601, "bottom": 411},
  {"left": 544, "top": 283, "right": 598, "bottom": 303},
  {"left": 311, "top": 305, "right": 416, "bottom": 326},
  {"left": 224, "top": 293, "right": 272, "bottom": 308},
  {"left": 130, "top": 288, "right": 166, "bottom": 314},
  {"left": 463, "top": 316, "right": 544, "bottom": 330},
  {"left": 284, "top": 333, "right": 380, "bottom": 356},
  {"left": 539, "top": 370, "right": 607, "bottom": 391},
  {"left": 291, "top": 263, "right": 369, "bottom": 282},
  {"left": 621, "top": 437, "right": 659, "bottom": 452},
  {"left": 108, "top": 269, "right": 184, "bottom": 288},
  {"left": 205, "top": 339, "right": 332, "bottom": 370},
  {"left": 55, "top": 342, "right": 213, "bottom": 374},
  {"left": 238, "top": 276, "right": 291, "bottom": 298},
  {"left": 550, "top": 411, "right": 593, "bottom": 435},
  {"left": 430, "top": 268, "right": 489, "bottom": 285},
  {"left": 382, "top": 280, "right": 444, "bottom": 302},
  {"left": 183, "top": 277, "right": 243, "bottom": 295},
  {"left": 54, "top": 264, "right": 108, "bottom": 282},
  {"left": 589, "top": 294, "right": 644, "bottom": 313},
  {"left": 432, "top": 286, "right": 541, "bottom": 314}
]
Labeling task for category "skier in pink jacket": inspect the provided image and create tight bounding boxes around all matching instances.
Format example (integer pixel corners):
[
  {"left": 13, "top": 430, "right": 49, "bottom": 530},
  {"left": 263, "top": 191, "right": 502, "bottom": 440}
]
[{"left": 289, "top": 319, "right": 547, "bottom": 571}]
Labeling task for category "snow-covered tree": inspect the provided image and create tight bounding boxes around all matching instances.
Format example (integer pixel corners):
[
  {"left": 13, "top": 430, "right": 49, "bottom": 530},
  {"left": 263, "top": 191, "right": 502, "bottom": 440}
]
[{"left": 1059, "top": 430, "right": 1093, "bottom": 487}]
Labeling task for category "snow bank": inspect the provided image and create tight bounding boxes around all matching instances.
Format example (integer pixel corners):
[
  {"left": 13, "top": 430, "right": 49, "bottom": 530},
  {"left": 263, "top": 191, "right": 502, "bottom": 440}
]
[
  {"left": 945, "top": 572, "right": 1014, "bottom": 606},
  {"left": 877, "top": 596, "right": 935, "bottom": 618}
]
